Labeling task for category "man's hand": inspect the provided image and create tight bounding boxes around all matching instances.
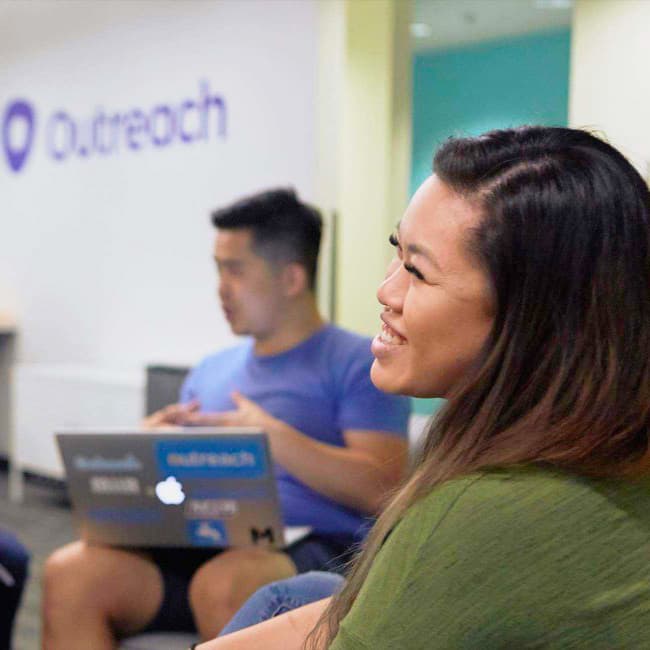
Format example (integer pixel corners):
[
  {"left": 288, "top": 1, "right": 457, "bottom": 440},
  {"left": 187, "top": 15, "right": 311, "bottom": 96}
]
[
  {"left": 178, "top": 392, "right": 277, "bottom": 430},
  {"left": 141, "top": 399, "right": 200, "bottom": 428}
]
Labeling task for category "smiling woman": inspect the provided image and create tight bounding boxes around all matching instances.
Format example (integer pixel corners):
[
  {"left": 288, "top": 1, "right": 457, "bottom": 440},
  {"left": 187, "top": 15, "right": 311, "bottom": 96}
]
[
  {"left": 197, "top": 126, "right": 650, "bottom": 650},
  {"left": 370, "top": 176, "right": 494, "bottom": 398}
]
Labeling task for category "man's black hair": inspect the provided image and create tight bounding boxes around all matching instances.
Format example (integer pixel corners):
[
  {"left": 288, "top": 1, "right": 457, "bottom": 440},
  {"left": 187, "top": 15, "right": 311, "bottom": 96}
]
[{"left": 211, "top": 188, "right": 323, "bottom": 291}]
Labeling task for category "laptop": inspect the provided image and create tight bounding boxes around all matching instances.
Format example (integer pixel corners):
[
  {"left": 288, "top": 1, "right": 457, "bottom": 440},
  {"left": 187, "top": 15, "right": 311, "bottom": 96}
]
[{"left": 56, "top": 428, "right": 311, "bottom": 550}]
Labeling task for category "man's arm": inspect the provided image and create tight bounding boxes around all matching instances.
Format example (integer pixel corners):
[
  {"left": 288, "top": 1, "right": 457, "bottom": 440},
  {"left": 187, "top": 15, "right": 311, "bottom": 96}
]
[
  {"left": 195, "top": 597, "right": 330, "bottom": 650},
  {"left": 264, "top": 421, "right": 408, "bottom": 515},
  {"left": 181, "top": 393, "right": 409, "bottom": 515}
]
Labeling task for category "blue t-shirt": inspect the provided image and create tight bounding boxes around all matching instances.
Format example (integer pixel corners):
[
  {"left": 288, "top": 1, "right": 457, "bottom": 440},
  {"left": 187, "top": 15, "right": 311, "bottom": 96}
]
[{"left": 180, "top": 324, "right": 410, "bottom": 541}]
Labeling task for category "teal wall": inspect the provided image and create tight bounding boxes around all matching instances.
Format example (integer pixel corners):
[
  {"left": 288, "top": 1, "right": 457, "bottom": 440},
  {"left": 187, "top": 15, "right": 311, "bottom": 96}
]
[
  {"left": 411, "top": 29, "right": 571, "bottom": 195},
  {"left": 409, "top": 29, "right": 570, "bottom": 416},
  {"left": 411, "top": 397, "right": 445, "bottom": 417}
]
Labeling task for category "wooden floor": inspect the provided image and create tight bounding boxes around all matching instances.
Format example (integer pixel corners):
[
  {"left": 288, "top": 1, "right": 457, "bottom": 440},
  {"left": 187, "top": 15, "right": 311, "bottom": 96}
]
[{"left": 0, "top": 471, "right": 75, "bottom": 650}]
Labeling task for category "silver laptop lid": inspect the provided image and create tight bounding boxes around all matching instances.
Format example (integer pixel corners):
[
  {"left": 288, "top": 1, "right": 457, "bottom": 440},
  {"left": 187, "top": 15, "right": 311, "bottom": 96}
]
[{"left": 56, "top": 428, "right": 287, "bottom": 549}]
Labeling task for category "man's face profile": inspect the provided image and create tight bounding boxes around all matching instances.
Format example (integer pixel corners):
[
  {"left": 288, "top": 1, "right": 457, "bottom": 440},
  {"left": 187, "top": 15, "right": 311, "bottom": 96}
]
[{"left": 213, "top": 228, "right": 285, "bottom": 340}]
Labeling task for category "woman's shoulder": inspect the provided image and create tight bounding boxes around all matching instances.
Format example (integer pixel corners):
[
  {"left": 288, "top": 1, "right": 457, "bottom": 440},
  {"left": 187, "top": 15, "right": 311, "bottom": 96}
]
[
  {"left": 350, "top": 467, "right": 650, "bottom": 650},
  {"left": 416, "top": 463, "right": 650, "bottom": 510},
  {"left": 401, "top": 464, "right": 650, "bottom": 556}
]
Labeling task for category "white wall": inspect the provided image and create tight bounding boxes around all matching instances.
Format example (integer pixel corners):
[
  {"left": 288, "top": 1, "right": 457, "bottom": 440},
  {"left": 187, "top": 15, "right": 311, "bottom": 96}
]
[
  {"left": 570, "top": 0, "right": 650, "bottom": 176},
  {"left": 0, "top": 0, "right": 318, "bottom": 369}
]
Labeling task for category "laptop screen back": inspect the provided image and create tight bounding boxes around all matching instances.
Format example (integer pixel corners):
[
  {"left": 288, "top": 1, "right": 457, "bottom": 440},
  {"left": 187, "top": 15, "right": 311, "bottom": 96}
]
[{"left": 56, "top": 429, "right": 286, "bottom": 549}]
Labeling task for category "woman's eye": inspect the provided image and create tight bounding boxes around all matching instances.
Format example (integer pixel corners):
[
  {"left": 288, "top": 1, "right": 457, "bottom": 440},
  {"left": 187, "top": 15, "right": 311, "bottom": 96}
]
[
  {"left": 389, "top": 233, "right": 403, "bottom": 259},
  {"left": 404, "top": 263, "right": 424, "bottom": 281}
]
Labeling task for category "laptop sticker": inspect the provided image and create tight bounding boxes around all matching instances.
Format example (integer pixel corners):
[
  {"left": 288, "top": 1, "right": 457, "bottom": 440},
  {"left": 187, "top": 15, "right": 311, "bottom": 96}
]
[
  {"left": 88, "top": 507, "right": 162, "bottom": 524},
  {"left": 187, "top": 520, "right": 229, "bottom": 546},
  {"left": 155, "top": 439, "right": 268, "bottom": 479},
  {"left": 89, "top": 476, "right": 140, "bottom": 496},
  {"left": 250, "top": 526, "right": 276, "bottom": 546},
  {"left": 155, "top": 476, "right": 185, "bottom": 505},
  {"left": 185, "top": 498, "right": 239, "bottom": 519}
]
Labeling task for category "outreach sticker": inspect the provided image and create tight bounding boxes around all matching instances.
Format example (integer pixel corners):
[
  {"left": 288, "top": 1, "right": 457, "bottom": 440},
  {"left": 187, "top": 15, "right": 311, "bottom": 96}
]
[{"left": 156, "top": 439, "right": 267, "bottom": 479}]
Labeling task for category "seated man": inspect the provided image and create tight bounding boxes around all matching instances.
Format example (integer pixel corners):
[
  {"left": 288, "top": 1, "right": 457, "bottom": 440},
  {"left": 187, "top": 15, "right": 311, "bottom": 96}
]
[{"left": 43, "top": 188, "right": 410, "bottom": 649}]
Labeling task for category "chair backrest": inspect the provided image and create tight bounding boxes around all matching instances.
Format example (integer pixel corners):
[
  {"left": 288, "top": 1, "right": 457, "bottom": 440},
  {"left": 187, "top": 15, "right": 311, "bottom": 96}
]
[{"left": 145, "top": 365, "right": 191, "bottom": 415}]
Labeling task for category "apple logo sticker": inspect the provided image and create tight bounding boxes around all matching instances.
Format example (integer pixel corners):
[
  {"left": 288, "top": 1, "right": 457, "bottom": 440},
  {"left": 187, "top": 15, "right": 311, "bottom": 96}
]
[{"left": 155, "top": 476, "right": 185, "bottom": 505}]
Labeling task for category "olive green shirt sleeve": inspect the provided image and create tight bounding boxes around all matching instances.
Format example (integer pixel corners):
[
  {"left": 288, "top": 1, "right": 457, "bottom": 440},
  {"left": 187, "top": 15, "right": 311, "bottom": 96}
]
[{"left": 329, "top": 468, "right": 650, "bottom": 650}]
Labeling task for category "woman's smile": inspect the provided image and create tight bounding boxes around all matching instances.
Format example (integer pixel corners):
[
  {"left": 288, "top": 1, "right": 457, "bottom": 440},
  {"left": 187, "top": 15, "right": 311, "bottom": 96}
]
[{"left": 371, "top": 319, "right": 407, "bottom": 359}]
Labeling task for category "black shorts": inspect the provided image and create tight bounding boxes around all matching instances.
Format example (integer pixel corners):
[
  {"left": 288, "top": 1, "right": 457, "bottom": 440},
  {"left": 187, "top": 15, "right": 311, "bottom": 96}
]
[{"left": 141, "top": 534, "right": 356, "bottom": 633}]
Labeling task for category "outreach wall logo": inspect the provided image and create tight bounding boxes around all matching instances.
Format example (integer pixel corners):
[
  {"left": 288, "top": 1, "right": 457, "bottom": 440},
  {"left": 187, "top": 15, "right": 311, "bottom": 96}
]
[
  {"left": 1, "top": 80, "right": 226, "bottom": 175},
  {"left": 2, "top": 99, "right": 36, "bottom": 173}
]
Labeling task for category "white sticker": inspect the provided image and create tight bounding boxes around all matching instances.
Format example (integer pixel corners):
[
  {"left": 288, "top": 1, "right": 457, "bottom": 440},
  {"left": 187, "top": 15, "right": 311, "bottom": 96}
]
[
  {"left": 89, "top": 476, "right": 140, "bottom": 495},
  {"left": 185, "top": 498, "right": 239, "bottom": 518}
]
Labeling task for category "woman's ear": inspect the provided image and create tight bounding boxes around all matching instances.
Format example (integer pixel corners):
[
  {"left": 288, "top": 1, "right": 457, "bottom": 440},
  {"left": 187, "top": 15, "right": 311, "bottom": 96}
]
[{"left": 281, "top": 262, "right": 309, "bottom": 298}]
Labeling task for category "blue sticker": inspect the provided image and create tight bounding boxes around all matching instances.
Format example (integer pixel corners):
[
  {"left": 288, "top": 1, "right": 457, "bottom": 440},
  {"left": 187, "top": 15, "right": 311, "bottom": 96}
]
[
  {"left": 187, "top": 520, "right": 229, "bottom": 546},
  {"left": 190, "top": 485, "right": 270, "bottom": 500},
  {"left": 88, "top": 507, "right": 162, "bottom": 524},
  {"left": 155, "top": 438, "right": 267, "bottom": 479}
]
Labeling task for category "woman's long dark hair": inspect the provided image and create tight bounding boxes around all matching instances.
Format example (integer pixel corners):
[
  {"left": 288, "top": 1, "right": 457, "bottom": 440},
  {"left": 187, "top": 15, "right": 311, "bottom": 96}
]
[{"left": 307, "top": 126, "right": 650, "bottom": 648}]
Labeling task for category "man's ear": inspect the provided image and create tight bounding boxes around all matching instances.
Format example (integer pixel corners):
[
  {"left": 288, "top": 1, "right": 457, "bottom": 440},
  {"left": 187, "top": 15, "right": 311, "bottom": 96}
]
[{"left": 281, "top": 263, "right": 309, "bottom": 298}]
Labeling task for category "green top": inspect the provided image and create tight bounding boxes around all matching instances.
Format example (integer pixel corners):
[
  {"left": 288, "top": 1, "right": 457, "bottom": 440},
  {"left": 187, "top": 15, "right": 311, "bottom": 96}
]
[{"left": 330, "top": 466, "right": 650, "bottom": 649}]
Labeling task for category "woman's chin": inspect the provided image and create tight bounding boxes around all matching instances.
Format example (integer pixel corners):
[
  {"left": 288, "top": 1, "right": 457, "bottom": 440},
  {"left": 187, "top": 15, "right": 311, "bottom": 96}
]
[
  {"left": 370, "top": 361, "right": 448, "bottom": 399},
  {"left": 370, "top": 361, "right": 409, "bottom": 395}
]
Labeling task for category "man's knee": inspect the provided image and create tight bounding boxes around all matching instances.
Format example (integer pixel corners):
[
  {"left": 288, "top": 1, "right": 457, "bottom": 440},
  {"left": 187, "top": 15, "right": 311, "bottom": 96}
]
[
  {"left": 188, "top": 549, "right": 255, "bottom": 612},
  {"left": 44, "top": 542, "right": 87, "bottom": 591},
  {"left": 188, "top": 548, "right": 295, "bottom": 614},
  {"left": 43, "top": 541, "right": 128, "bottom": 621},
  {"left": 43, "top": 542, "right": 97, "bottom": 613},
  {"left": 43, "top": 542, "right": 88, "bottom": 630}
]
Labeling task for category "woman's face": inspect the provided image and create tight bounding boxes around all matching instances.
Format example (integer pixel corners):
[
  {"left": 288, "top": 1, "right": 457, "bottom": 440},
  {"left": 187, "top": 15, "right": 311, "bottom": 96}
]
[{"left": 370, "top": 176, "right": 495, "bottom": 398}]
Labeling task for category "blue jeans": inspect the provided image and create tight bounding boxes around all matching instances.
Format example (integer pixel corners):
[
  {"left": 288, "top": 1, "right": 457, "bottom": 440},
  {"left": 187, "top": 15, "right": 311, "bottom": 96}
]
[
  {"left": 0, "top": 528, "right": 29, "bottom": 650},
  {"left": 219, "top": 571, "right": 345, "bottom": 636}
]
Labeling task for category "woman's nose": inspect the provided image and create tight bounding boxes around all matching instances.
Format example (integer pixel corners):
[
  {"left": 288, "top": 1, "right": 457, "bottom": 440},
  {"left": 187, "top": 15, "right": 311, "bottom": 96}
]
[{"left": 377, "top": 258, "right": 406, "bottom": 312}]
